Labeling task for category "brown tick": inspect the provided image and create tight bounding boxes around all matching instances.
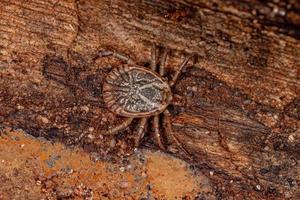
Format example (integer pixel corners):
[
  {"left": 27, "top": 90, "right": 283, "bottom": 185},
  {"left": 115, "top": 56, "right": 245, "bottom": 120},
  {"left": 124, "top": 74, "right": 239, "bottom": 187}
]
[{"left": 99, "top": 44, "right": 193, "bottom": 151}]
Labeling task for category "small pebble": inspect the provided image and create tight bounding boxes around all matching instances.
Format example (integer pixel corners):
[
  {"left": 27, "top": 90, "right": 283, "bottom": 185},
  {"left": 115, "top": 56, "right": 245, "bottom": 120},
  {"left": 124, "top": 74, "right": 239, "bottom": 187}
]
[
  {"left": 41, "top": 117, "right": 49, "bottom": 124},
  {"left": 119, "top": 181, "right": 129, "bottom": 189},
  {"left": 37, "top": 116, "right": 49, "bottom": 124},
  {"left": 288, "top": 135, "right": 295, "bottom": 143},
  {"left": 264, "top": 146, "right": 270, "bottom": 151},
  {"left": 119, "top": 167, "right": 125, "bottom": 172},
  {"left": 36, "top": 180, "right": 42, "bottom": 186},
  {"left": 81, "top": 106, "right": 89, "bottom": 112},
  {"left": 256, "top": 185, "right": 261, "bottom": 191},
  {"left": 17, "top": 105, "right": 24, "bottom": 110},
  {"left": 127, "top": 165, "right": 132, "bottom": 170},
  {"left": 87, "top": 134, "right": 95, "bottom": 140},
  {"left": 110, "top": 139, "right": 116, "bottom": 148},
  {"left": 62, "top": 166, "right": 74, "bottom": 174},
  {"left": 141, "top": 172, "right": 147, "bottom": 178},
  {"left": 98, "top": 134, "right": 103, "bottom": 140},
  {"left": 102, "top": 117, "right": 108, "bottom": 122},
  {"left": 191, "top": 86, "right": 197, "bottom": 92}
]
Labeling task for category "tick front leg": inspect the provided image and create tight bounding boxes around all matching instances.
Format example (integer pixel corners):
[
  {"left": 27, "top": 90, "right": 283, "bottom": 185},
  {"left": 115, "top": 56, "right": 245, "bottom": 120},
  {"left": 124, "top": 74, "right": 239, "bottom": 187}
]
[
  {"left": 134, "top": 117, "right": 148, "bottom": 147},
  {"left": 95, "top": 50, "right": 135, "bottom": 65},
  {"left": 152, "top": 115, "right": 165, "bottom": 149},
  {"left": 102, "top": 117, "right": 134, "bottom": 135},
  {"left": 169, "top": 54, "right": 193, "bottom": 87}
]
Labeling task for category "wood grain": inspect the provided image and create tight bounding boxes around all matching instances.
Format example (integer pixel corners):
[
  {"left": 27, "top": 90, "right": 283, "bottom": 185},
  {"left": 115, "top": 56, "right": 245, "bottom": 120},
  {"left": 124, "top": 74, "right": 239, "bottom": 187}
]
[{"left": 0, "top": 0, "right": 299, "bottom": 199}]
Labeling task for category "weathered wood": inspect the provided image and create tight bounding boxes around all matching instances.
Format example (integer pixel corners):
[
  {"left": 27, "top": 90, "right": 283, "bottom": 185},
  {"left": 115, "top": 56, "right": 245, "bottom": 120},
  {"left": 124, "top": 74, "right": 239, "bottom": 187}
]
[{"left": 0, "top": 0, "right": 299, "bottom": 199}]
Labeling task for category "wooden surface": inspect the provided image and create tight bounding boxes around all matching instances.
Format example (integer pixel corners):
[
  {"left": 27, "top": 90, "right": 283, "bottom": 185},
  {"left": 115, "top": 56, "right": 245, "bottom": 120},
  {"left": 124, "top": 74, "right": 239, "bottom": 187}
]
[{"left": 0, "top": 0, "right": 299, "bottom": 199}]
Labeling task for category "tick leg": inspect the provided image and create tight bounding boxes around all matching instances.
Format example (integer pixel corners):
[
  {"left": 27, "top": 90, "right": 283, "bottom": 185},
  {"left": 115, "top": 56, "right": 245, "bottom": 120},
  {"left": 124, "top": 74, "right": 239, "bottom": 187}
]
[
  {"left": 152, "top": 115, "right": 165, "bottom": 149},
  {"left": 151, "top": 44, "right": 157, "bottom": 71},
  {"left": 102, "top": 117, "right": 134, "bottom": 135},
  {"left": 134, "top": 117, "right": 148, "bottom": 147},
  {"left": 159, "top": 48, "right": 169, "bottom": 76},
  {"left": 163, "top": 109, "right": 191, "bottom": 156},
  {"left": 95, "top": 50, "right": 135, "bottom": 65},
  {"left": 169, "top": 54, "right": 193, "bottom": 87}
]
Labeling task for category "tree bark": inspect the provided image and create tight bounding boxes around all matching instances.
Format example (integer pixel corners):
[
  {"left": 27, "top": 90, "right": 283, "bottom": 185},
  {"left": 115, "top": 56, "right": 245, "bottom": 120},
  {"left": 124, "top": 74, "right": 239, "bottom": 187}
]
[{"left": 0, "top": 0, "right": 299, "bottom": 199}]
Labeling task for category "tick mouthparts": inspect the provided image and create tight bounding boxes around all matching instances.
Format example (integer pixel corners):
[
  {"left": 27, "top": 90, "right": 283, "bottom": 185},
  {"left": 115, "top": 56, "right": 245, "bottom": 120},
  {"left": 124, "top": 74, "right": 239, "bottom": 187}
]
[{"left": 165, "top": 93, "right": 173, "bottom": 104}]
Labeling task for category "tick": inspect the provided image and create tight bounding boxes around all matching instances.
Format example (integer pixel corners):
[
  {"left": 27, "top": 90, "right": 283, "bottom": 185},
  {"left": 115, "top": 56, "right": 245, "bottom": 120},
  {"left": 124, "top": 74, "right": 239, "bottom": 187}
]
[{"left": 99, "top": 44, "right": 193, "bottom": 152}]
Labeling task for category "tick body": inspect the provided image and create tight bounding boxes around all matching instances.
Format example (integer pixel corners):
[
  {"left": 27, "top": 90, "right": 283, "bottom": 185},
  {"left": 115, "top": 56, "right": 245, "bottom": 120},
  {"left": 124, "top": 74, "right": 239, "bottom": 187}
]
[
  {"left": 103, "top": 66, "right": 172, "bottom": 117},
  {"left": 98, "top": 45, "right": 193, "bottom": 152}
]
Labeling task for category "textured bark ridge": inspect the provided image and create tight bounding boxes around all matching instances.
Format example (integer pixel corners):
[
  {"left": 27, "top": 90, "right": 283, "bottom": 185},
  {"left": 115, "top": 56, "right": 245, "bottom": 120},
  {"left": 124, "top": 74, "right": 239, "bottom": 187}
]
[{"left": 0, "top": 0, "right": 299, "bottom": 199}]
